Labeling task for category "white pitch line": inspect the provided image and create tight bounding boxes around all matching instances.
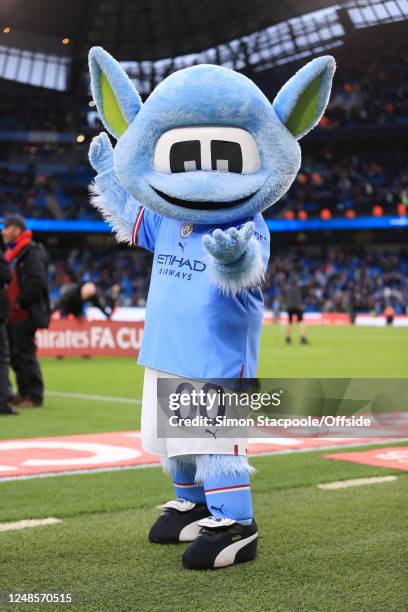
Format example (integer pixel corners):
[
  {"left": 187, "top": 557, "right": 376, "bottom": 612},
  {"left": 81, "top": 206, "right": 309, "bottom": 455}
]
[
  {"left": 0, "top": 517, "right": 61, "bottom": 532},
  {"left": 0, "top": 462, "right": 161, "bottom": 482},
  {"left": 45, "top": 390, "right": 141, "bottom": 404},
  {"left": 318, "top": 475, "right": 397, "bottom": 490}
]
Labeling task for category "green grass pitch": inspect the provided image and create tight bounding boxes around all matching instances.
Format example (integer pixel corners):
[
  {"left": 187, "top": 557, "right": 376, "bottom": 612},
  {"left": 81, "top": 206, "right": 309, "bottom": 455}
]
[{"left": 0, "top": 325, "right": 407, "bottom": 611}]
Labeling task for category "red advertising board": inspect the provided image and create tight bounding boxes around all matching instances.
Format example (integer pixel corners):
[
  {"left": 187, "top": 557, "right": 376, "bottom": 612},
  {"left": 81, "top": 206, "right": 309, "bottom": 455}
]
[{"left": 36, "top": 319, "right": 144, "bottom": 357}]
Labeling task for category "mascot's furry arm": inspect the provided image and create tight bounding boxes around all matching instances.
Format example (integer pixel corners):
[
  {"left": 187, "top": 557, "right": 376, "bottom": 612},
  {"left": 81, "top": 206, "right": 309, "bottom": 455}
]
[
  {"left": 202, "top": 222, "right": 264, "bottom": 294},
  {"left": 89, "top": 132, "right": 138, "bottom": 245}
]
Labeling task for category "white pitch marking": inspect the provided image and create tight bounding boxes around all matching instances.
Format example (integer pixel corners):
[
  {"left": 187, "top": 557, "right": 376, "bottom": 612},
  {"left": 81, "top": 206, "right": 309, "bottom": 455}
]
[
  {"left": 318, "top": 475, "right": 397, "bottom": 490},
  {"left": 45, "top": 390, "right": 141, "bottom": 404},
  {"left": 0, "top": 441, "right": 141, "bottom": 469},
  {"left": 0, "top": 462, "right": 160, "bottom": 482},
  {"left": 0, "top": 517, "right": 61, "bottom": 532}
]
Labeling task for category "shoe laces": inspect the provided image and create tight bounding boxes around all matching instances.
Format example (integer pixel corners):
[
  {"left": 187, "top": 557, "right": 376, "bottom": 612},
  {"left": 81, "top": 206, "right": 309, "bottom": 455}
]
[
  {"left": 197, "top": 516, "right": 236, "bottom": 529},
  {"left": 162, "top": 498, "right": 196, "bottom": 512}
]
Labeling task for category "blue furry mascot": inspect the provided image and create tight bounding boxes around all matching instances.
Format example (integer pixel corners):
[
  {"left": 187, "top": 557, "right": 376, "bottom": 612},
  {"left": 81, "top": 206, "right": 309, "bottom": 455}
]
[{"left": 88, "top": 47, "right": 335, "bottom": 569}]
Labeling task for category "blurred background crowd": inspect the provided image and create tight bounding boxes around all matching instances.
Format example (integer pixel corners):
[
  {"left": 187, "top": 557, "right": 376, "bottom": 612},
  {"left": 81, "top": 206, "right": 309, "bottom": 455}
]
[
  {"left": 1, "top": 150, "right": 407, "bottom": 222},
  {"left": 45, "top": 245, "right": 408, "bottom": 316}
]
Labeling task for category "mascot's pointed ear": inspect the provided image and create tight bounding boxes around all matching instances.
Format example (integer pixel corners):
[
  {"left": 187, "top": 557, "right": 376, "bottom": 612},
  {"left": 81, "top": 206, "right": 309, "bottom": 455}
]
[
  {"left": 88, "top": 46, "right": 142, "bottom": 139},
  {"left": 273, "top": 56, "right": 335, "bottom": 140}
]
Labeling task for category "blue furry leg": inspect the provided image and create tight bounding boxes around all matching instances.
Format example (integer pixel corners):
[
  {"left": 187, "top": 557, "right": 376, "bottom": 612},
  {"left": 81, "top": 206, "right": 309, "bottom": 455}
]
[
  {"left": 164, "top": 456, "right": 206, "bottom": 504},
  {"left": 195, "top": 455, "right": 254, "bottom": 524}
]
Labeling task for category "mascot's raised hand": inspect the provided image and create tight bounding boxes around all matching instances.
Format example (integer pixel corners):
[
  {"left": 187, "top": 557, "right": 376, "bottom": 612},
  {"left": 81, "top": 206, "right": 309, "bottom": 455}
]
[
  {"left": 89, "top": 131, "right": 141, "bottom": 245},
  {"left": 89, "top": 132, "right": 114, "bottom": 174},
  {"left": 203, "top": 221, "right": 263, "bottom": 293}
]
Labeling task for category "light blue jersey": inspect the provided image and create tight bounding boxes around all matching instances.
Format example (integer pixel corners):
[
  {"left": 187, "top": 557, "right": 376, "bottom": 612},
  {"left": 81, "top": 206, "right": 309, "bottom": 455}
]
[{"left": 135, "top": 210, "right": 270, "bottom": 379}]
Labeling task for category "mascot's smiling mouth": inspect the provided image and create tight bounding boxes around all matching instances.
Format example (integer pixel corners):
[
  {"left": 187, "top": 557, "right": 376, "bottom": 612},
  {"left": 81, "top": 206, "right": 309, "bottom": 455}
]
[{"left": 152, "top": 187, "right": 257, "bottom": 210}]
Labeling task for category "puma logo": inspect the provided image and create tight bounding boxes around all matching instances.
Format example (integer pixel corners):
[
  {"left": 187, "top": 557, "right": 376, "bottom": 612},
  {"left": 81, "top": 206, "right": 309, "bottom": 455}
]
[{"left": 205, "top": 428, "right": 218, "bottom": 439}]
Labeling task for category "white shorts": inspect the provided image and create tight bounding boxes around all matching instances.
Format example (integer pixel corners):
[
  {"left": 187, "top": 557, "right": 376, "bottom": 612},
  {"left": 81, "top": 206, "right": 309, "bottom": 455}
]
[{"left": 141, "top": 367, "right": 249, "bottom": 459}]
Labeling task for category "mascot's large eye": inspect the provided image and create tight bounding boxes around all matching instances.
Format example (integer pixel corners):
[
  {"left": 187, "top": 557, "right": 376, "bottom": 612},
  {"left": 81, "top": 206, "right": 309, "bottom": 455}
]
[
  {"left": 211, "top": 141, "right": 242, "bottom": 173},
  {"left": 170, "top": 140, "right": 201, "bottom": 172},
  {"left": 154, "top": 127, "right": 261, "bottom": 174}
]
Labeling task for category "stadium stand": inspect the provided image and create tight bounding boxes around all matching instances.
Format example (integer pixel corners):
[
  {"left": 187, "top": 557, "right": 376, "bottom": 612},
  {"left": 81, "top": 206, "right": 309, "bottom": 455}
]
[
  {"left": 0, "top": 3, "right": 407, "bottom": 314},
  {"left": 265, "top": 246, "right": 408, "bottom": 314},
  {"left": 1, "top": 150, "right": 407, "bottom": 221},
  {"left": 322, "top": 39, "right": 408, "bottom": 129},
  {"left": 272, "top": 151, "right": 408, "bottom": 219},
  {"left": 48, "top": 246, "right": 152, "bottom": 308},
  {"left": 1, "top": 31, "right": 407, "bottom": 222},
  {"left": 45, "top": 244, "right": 408, "bottom": 314}
]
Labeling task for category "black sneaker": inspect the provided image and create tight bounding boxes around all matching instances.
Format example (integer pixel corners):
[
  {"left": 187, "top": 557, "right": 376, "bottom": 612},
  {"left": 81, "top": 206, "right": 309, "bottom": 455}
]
[
  {"left": 300, "top": 337, "right": 309, "bottom": 345},
  {"left": 149, "top": 498, "right": 211, "bottom": 543},
  {"left": 182, "top": 516, "right": 258, "bottom": 570},
  {"left": 285, "top": 336, "right": 292, "bottom": 344},
  {"left": 0, "top": 404, "right": 19, "bottom": 415}
]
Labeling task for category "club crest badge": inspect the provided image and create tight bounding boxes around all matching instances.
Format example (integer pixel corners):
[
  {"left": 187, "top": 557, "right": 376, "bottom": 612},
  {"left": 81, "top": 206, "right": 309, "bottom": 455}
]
[{"left": 181, "top": 223, "right": 194, "bottom": 238}]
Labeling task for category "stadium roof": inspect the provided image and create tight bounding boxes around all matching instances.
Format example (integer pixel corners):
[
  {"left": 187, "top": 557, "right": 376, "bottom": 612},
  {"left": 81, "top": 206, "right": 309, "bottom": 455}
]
[
  {"left": 1, "top": 0, "right": 345, "bottom": 61},
  {"left": 1, "top": 0, "right": 407, "bottom": 92}
]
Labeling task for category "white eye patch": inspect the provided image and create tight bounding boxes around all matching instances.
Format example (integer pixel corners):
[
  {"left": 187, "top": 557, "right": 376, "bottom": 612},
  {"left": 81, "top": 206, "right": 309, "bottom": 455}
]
[{"left": 153, "top": 127, "right": 261, "bottom": 174}]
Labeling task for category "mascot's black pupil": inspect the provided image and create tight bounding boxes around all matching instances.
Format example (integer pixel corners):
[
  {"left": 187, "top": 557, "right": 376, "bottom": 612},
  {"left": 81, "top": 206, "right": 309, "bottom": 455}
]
[
  {"left": 169, "top": 139, "right": 243, "bottom": 173},
  {"left": 170, "top": 140, "right": 201, "bottom": 172},
  {"left": 211, "top": 140, "right": 243, "bottom": 173}
]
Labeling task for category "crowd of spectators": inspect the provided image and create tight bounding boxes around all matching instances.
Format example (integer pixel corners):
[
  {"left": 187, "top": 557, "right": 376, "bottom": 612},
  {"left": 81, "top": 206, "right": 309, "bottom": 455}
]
[
  {"left": 273, "top": 151, "right": 408, "bottom": 219},
  {"left": 0, "top": 93, "right": 71, "bottom": 132},
  {"left": 0, "top": 36, "right": 406, "bottom": 221},
  {"left": 48, "top": 246, "right": 152, "bottom": 309},
  {"left": 46, "top": 244, "right": 408, "bottom": 316},
  {"left": 322, "top": 41, "right": 408, "bottom": 130},
  {"left": 0, "top": 165, "right": 91, "bottom": 220},
  {"left": 265, "top": 248, "right": 408, "bottom": 315},
  {"left": 1, "top": 149, "right": 407, "bottom": 221}
]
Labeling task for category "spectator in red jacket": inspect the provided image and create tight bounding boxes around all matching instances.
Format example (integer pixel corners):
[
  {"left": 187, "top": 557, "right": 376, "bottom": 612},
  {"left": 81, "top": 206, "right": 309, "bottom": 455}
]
[
  {"left": 2, "top": 215, "right": 50, "bottom": 408},
  {"left": 0, "top": 241, "right": 17, "bottom": 415}
]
